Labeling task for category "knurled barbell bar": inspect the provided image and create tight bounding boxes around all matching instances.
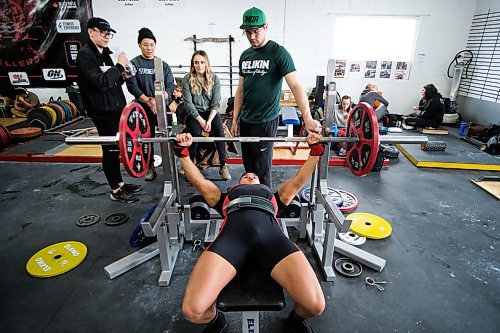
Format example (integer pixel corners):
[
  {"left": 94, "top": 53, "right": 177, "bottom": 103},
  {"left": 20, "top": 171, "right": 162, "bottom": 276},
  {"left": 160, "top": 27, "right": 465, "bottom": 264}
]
[{"left": 65, "top": 102, "right": 428, "bottom": 178}]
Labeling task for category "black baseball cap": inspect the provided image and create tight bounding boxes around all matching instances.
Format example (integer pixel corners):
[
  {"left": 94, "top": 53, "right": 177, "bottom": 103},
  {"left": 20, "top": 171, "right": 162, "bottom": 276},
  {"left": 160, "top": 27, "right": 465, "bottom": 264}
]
[{"left": 87, "top": 17, "right": 116, "bottom": 33}]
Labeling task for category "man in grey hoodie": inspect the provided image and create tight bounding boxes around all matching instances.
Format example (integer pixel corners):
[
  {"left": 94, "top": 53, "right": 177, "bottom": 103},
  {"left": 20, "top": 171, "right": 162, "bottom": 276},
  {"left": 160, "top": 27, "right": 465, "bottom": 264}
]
[
  {"left": 126, "top": 27, "right": 175, "bottom": 181},
  {"left": 359, "top": 83, "right": 389, "bottom": 121}
]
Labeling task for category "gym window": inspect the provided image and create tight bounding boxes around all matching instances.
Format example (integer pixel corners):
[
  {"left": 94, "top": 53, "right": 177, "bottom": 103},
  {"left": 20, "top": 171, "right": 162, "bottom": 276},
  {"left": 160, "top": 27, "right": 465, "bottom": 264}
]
[{"left": 331, "top": 15, "right": 419, "bottom": 60}]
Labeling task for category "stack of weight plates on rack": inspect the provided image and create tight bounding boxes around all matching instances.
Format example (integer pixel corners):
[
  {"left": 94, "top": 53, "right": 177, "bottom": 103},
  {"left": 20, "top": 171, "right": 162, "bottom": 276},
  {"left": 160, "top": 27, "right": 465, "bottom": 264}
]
[{"left": 27, "top": 97, "right": 79, "bottom": 131}]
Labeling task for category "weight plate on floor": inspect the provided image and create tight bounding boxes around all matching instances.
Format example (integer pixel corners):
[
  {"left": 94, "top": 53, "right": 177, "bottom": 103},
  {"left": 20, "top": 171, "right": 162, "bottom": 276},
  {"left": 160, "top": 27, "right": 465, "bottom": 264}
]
[
  {"left": 334, "top": 257, "right": 363, "bottom": 277},
  {"left": 130, "top": 203, "right": 158, "bottom": 248},
  {"left": 300, "top": 186, "right": 343, "bottom": 207},
  {"left": 347, "top": 212, "right": 392, "bottom": 239},
  {"left": 153, "top": 154, "right": 162, "bottom": 168},
  {"left": 26, "top": 241, "right": 87, "bottom": 278},
  {"left": 76, "top": 214, "right": 100, "bottom": 227},
  {"left": 338, "top": 231, "right": 366, "bottom": 246},
  {"left": 336, "top": 190, "right": 358, "bottom": 213},
  {"left": 104, "top": 213, "right": 129, "bottom": 226}
]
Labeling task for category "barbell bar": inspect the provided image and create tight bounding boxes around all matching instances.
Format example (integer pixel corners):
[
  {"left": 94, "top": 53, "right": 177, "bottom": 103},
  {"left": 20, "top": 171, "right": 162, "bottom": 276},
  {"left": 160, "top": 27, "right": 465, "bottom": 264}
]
[
  {"left": 65, "top": 134, "right": 427, "bottom": 145},
  {"left": 65, "top": 102, "right": 428, "bottom": 178}
]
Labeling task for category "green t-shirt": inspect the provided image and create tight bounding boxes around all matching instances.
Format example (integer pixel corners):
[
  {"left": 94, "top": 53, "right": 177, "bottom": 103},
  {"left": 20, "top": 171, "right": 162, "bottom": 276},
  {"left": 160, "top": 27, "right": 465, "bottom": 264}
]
[{"left": 239, "top": 40, "right": 295, "bottom": 123}]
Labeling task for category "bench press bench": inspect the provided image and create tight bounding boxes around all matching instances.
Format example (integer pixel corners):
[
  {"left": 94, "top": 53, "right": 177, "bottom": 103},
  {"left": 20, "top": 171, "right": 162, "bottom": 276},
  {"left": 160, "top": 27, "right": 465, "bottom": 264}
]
[{"left": 216, "top": 265, "right": 285, "bottom": 333}]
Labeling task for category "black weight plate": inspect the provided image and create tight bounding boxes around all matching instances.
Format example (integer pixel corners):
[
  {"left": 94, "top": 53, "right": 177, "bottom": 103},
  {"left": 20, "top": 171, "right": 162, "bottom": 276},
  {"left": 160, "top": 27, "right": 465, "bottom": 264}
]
[
  {"left": 76, "top": 214, "right": 100, "bottom": 227},
  {"left": 104, "top": 213, "right": 129, "bottom": 226},
  {"left": 334, "top": 257, "right": 363, "bottom": 277}
]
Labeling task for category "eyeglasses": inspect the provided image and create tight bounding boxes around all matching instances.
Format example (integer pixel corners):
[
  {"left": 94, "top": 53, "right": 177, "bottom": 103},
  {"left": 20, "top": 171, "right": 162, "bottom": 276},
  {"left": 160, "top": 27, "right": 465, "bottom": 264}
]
[
  {"left": 93, "top": 28, "right": 114, "bottom": 39},
  {"left": 243, "top": 27, "right": 263, "bottom": 36}
]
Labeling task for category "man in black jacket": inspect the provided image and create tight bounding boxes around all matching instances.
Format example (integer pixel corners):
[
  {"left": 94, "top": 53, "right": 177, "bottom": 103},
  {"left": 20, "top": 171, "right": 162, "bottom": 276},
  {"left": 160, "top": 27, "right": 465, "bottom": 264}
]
[{"left": 77, "top": 17, "right": 142, "bottom": 203}]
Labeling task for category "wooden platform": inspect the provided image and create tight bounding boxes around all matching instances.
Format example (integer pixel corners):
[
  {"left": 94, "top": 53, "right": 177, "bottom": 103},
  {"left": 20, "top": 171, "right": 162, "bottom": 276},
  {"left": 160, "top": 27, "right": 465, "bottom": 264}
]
[
  {"left": 417, "top": 127, "right": 449, "bottom": 135},
  {"left": 471, "top": 179, "right": 500, "bottom": 200}
]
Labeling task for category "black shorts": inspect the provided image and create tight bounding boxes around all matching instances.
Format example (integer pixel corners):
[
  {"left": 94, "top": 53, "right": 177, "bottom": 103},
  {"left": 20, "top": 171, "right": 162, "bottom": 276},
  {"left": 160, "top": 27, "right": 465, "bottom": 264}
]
[{"left": 206, "top": 209, "right": 299, "bottom": 274}]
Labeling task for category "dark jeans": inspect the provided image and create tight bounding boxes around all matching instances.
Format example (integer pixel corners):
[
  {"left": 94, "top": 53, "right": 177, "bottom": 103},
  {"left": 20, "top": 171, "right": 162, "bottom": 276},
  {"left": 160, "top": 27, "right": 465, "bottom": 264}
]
[
  {"left": 405, "top": 117, "right": 439, "bottom": 128},
  {"left": 239, "top": 117, "right": 279, "bottom": 189},
  {"left": 185, "top": 112, "right": 227, "bottom": 164},
  {"left": 91, "top": 115, "right": 123, "bottom": 190}
]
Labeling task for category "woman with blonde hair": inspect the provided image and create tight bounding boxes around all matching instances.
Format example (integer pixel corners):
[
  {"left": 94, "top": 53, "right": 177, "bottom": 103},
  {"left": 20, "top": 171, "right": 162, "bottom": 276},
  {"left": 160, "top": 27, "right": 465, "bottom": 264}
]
[{"left": 182, "top": 50, "right": 231, "bottom": 180}]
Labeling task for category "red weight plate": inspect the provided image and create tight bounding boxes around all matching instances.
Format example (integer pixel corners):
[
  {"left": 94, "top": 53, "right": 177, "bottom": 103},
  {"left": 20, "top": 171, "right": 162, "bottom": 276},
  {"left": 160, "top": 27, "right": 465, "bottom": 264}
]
[
  {"left": 336, "top": 190, "right": 359, "bottom": 213},
  {"left": 0, "top": 124, "right": 11, "bottom": 149},
  {"left": 10, "top": 127, "right": 42, "bottom": 141},
  {"left": 345, "top": 103, "right": 380, "bottom": 176},
  {"left": 119, "top": 103, "right": 151, "bottom": 178}
]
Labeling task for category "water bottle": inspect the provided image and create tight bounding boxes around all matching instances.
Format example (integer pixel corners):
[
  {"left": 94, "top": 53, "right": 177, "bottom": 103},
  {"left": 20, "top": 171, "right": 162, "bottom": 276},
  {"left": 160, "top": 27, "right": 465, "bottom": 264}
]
[
  {"left": 331, "top": 123, "right": 338, "bottom": 137},
  {"left": 330, "top": 123, "right": 338, "bottom": 149},
  {"left": 459, "top": 121, "right": 468, "bottom": 137}
]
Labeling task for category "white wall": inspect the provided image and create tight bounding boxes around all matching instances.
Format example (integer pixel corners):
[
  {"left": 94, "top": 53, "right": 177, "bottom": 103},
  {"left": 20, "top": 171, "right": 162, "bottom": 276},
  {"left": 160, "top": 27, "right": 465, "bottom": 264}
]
[{"left": 32, "top": 0, "right": 478, "bottom": 116}]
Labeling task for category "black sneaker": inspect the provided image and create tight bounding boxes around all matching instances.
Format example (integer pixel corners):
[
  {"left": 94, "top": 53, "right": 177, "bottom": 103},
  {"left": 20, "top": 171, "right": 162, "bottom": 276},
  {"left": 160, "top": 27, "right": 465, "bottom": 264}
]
[
  {"left": 202, "top": 311, "right": 227, "bottom": 333},
  {"left": 286, "top": 310, "right": 315, "bottom": 333},
  {"left": 121, "top": 183, "right": 143, "bottom": 193},
  {"left": 110, "top": 188, "right": 139, "bottom": 203}
]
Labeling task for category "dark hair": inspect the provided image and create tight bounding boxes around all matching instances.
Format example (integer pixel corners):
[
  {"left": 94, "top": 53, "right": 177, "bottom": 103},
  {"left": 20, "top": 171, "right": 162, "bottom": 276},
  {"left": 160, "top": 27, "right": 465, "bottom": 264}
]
[
  {"left": 239, "top": 172, "right": 259, "bottom": 181},
  {"left": 423, "top": 84, "right": 439, "bottom": 99},
  {"left": 339, "top": 95, "right": 352, "bottom": 112}
]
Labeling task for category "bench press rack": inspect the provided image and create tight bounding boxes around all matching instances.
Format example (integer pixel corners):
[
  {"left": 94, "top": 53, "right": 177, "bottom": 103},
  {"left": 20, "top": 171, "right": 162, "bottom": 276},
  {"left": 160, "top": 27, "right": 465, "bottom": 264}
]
[{"left": 102, "top": 58, "right": 388, "bottom": 288}]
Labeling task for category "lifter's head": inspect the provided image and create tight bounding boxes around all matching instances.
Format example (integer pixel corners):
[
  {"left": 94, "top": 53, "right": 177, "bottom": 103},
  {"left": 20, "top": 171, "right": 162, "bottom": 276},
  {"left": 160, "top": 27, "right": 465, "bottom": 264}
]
[{"left": 239, "top": 172, "right": 260, "bottom": 185}]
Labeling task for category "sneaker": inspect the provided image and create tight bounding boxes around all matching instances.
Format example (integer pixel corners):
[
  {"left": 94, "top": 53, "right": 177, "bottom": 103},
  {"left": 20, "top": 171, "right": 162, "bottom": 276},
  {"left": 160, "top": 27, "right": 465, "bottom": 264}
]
[
  {"left": 145, "top": 167, "right": 156, "bottom": 181},
  {"left": 286, "top": 310, "right": 315, "bottom": 333},
  {"left": 202, "top": 311, "right": 226, "bottom": 333},
  {"left": 110, "top": 188, "right": 139, "bottom": 203},
  {"left": 402, "top": 123, "right": 415, "bottom": 130},
  {"left": 219, "top": 165, "right": 231, "bottom": 180},
  {"left": 121, "top": 183, "right": 143, "bottom": 193},
  {"left": 178, "top": 166, "right": 185, "bottom": 175}
]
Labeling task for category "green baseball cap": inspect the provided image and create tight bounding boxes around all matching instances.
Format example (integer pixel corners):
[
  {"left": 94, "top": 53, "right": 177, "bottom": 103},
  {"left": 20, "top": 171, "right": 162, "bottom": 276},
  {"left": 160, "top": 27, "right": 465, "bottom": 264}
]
[{"left": 240, "top": 7, "right": 266, "bottom": 29}]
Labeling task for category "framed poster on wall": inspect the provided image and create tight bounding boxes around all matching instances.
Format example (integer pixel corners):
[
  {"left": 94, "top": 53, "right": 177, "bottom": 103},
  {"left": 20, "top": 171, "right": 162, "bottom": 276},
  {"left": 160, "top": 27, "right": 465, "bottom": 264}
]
[{"left": 0, "top": 0, "right": 93, "bottom": 92}]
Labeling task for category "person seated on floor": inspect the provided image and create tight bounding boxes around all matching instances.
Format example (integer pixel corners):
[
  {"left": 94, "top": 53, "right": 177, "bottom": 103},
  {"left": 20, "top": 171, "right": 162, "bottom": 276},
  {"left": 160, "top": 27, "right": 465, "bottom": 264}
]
[
  {"left": 182, "top": 50, "right": 231, "bottom": 180},
  {"left": 332, "top": 95, "right": 351, "bottom": 156},
  {"left": 169, "top": 78, "right": 183, "bottom": 113},
  {"left": 359, "top": 83, "right": 389, "bottom": 121},
  {"left": 408, "top": 86, "right": 426, "bottom": 117},
  {"left": 333, "top": 95, "right": 352, "bottom": 128},
  {"left": 403, "top": 84, "right": 444, "bottom": 129},
  {"left": 176, "top": 132, "right": 326, "bottom": 333}
]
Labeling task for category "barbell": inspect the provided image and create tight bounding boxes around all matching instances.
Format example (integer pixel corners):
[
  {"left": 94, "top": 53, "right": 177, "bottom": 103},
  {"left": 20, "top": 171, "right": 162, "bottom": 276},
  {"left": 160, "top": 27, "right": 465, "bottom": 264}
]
[{"left": 65, "top": 102, "right": 428, "bottom": 177}]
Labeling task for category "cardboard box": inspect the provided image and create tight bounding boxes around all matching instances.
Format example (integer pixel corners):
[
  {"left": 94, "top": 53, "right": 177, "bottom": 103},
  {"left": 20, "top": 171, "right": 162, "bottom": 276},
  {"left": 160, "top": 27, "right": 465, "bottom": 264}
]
[{"left": 280, "top": 89, "right": 295, "bottom": 102}]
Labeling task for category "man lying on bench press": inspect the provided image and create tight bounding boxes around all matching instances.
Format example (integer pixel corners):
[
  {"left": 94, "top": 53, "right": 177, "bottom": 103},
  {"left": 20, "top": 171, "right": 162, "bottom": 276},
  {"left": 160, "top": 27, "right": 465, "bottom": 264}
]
[{"left": 174, "top": 132, "right": 326, "bottom": 333}]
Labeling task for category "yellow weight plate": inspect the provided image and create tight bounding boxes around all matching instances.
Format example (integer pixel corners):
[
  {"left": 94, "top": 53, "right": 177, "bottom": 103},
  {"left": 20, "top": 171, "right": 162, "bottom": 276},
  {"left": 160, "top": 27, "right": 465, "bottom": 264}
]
[
  {"left": 40, "top": 106, "right": 57, "bottom": 127},
  {"left": 347, "top": 212, "right": 392, "bottom": 239},
  {"left": 26, "top": 241, "right": 87, "bottom": 278},
  {"left": 11, "top": 108, "right": 28, "bottom": 118}
]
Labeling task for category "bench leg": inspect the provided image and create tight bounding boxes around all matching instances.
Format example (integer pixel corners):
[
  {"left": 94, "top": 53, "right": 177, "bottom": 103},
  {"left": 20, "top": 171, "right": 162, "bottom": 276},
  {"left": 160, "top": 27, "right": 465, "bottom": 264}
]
[{"left": 242, "top": 311, "right": 260, "bottom": 333}]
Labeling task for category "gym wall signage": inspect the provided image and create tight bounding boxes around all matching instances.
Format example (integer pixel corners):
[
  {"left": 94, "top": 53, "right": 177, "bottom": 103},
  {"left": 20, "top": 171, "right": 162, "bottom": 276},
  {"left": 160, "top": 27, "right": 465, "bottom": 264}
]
[{"left": 0, "top": 0, "right": 92, "bottom": 91}]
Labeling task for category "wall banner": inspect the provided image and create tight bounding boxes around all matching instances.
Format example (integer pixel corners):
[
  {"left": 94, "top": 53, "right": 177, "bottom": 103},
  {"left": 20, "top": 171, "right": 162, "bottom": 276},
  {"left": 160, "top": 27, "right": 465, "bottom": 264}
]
[{"left": 0, "top": 0, "right": 92, "bottom": 91}]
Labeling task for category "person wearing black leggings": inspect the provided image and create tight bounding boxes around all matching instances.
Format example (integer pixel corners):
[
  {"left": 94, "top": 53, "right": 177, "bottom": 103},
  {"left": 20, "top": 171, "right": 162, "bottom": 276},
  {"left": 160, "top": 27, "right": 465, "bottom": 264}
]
[{"left": 404, "top": 84, "right": 445, "bottom": 129}]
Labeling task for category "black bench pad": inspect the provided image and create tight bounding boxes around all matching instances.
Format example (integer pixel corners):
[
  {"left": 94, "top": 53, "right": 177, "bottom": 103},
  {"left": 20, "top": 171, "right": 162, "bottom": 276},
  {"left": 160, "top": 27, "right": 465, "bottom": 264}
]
[{"left": 216, "top": 266, "right": 285, "bottom": 312}]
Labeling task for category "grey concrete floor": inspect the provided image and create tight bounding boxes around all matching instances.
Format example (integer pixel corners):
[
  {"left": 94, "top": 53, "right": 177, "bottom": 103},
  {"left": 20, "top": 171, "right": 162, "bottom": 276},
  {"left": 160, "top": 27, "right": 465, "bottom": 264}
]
[{"left": 0, "top": 144, "right": 499, "bottom": 333}]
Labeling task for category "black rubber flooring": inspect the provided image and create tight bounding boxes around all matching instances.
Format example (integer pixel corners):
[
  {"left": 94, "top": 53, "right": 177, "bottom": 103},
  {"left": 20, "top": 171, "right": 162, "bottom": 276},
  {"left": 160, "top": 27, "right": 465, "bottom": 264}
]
[{"left": 0, "top": 140, "right": 499, "bottom": 332}]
